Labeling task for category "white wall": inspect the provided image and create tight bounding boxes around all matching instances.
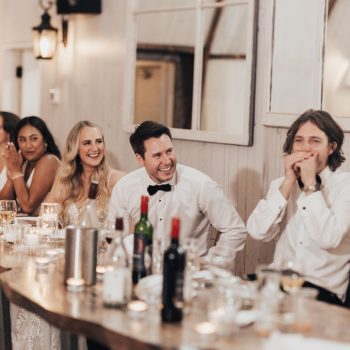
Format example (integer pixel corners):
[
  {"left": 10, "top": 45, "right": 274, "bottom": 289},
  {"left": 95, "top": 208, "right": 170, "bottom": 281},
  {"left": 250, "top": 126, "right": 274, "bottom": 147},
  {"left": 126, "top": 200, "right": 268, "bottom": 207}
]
[{"left": 1, "top": 0, "right": 348, "bottom": 275}]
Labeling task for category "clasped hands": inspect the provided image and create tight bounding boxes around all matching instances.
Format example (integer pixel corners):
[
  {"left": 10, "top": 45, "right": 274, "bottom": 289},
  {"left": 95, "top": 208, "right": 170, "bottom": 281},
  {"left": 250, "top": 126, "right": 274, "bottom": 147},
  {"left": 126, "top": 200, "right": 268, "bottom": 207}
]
[
  {"left": 280, "top": 151, "right": 318, "bottom": 199},
  {"left": 2, "top": 142, "right": 23, "bottom": 180}
]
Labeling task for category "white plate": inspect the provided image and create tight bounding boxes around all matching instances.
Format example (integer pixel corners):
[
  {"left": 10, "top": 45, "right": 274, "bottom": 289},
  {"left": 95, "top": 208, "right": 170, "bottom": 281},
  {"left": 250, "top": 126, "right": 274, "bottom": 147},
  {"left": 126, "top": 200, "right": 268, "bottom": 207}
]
[{"left": 236, "top": 310, "right": 257, "bottom": 327}]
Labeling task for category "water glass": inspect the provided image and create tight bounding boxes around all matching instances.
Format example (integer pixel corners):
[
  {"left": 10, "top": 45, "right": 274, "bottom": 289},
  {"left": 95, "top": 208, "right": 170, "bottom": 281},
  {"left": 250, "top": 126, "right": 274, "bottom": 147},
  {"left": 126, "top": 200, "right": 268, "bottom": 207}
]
[
  {"left": 208, "top": 279, "right": 241, "bottom": 336},
  {"left": 292, "top": 287, "right": 318, "bottom": 332},
  {"left": 40, "top": 203, "right": 60, "bottom": 236},
  {"left": 184, "top": 238, "right": 200, "bottom": 274},
  {"left": 23, "top": 226, "right": 40, "bottom": 255},
  {"left": 207, "top": 246, "right": 236, "bottom": 279},
  {"left": 254, "top": 269, "right": 281, "bottom": 337}
]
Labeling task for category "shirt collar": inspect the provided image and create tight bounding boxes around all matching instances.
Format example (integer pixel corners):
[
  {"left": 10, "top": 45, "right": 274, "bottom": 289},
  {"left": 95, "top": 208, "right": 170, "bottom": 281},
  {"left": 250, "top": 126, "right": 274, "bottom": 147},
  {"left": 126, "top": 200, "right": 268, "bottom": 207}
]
[
  {"left": 143, "top": 167, "right": 177, "bottom": 187},
  {"left": 318, "top": 166, "right": 333, "bottom": 185}
]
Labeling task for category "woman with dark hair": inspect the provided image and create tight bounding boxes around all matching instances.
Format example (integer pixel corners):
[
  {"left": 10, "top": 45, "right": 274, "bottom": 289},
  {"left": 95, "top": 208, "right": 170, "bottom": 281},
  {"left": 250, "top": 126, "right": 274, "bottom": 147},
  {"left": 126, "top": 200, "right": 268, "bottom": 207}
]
[
  {"left": 0, "top": 116, "right": 61, "bottom": 215},
  {"left": 0, "top": 111, "right": 20, "bottom": 190}
]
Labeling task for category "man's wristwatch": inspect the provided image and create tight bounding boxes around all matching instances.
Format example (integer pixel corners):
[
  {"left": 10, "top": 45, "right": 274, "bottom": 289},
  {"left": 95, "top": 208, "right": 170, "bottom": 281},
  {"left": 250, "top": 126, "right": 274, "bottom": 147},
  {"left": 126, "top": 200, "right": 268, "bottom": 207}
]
[{"left": 304, "top": 182, "right": 321, "bottom": 194}]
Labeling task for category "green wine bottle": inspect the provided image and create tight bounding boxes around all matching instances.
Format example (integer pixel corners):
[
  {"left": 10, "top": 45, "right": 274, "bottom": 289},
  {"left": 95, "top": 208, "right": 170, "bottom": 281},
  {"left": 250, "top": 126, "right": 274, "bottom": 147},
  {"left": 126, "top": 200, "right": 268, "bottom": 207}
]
[{"left": 132, "top": 196, "right": 153, "bottom": 285}]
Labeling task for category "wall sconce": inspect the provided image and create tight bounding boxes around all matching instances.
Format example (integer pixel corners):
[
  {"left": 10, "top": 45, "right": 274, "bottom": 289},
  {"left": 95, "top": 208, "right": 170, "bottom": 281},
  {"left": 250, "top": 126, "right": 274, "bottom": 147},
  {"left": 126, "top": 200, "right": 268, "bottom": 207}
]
[
  {"left": 32, "top": 0, "right": 58, "bottom": 59},
  {"left": 32, "top": 0, "right": 102, "bottom": 60}
]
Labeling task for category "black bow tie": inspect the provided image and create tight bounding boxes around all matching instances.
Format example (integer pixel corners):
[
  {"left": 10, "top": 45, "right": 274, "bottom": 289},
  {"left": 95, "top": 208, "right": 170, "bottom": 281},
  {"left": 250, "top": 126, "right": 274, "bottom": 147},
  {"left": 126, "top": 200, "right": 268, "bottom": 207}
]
[{"left": 147, "top": 183, "right": 171, "bottom": 196}]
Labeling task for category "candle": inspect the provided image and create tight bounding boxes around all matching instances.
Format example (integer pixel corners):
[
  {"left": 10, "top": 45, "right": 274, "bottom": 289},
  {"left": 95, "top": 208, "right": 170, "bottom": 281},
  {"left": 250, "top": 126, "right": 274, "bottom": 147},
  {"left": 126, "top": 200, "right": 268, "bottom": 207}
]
[
  {"left": 47, "top": 250, "right": 59, "bottom": 260},
  {"left": 127, "top": 300, "right": 148, "bottom": 318},
  {"left": 208, "top": 307, "right": 237, "bottom": 336},
  {"left": 194, "top": 322, "right": 217, "bottom": 341},
  {"left": 66, "top": 277, "right": 85, "bottom": 292},
  {"left": 35, "top": 257, "right": 50, "bottom": 269}
]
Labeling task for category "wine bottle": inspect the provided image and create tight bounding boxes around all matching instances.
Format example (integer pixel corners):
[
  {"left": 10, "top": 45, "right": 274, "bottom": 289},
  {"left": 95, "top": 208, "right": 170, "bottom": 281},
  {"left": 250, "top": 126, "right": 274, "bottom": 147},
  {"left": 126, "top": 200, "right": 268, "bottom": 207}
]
[
  {"left": 103, "top": 217, "right": 131, "bottom": 307},
  {"left": 132, "top": 196, "right": 153, "bottom": 285},
  {"left": 80, "top": 180, "right": 99, "bottom": 228},
  {"left": 161, "top": 217, "right": 185, "bottom": 323}
]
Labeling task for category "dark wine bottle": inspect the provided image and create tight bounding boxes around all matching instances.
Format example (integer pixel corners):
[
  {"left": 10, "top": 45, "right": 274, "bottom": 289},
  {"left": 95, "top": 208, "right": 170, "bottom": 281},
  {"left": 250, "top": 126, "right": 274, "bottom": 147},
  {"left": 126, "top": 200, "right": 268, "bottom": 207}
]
[
  {"left": 132, "top": 196, "right": 153, "bottom": 285},
  {"left": 161, "top": 217, "right": 185, "bottom": 323}
]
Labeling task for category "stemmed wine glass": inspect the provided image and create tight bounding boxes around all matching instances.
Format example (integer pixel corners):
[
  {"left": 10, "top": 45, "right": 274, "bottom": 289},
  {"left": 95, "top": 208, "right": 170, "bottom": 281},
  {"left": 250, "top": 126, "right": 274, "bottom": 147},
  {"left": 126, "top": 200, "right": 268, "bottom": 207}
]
[{"left": 0, "top": 200, "right": 17, "bottom": 245}]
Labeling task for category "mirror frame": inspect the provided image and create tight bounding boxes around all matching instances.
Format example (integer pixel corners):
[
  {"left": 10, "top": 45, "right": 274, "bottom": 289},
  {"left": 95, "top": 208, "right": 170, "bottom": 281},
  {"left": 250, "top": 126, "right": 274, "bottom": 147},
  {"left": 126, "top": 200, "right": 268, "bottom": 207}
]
[{"left": 123, "top": 0, "right": 258, "bottom": 146}]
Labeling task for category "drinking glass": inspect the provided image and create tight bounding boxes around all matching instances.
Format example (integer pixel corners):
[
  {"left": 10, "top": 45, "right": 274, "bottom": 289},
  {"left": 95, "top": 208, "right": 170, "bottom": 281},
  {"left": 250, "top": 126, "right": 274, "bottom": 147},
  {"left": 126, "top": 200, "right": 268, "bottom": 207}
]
[
  {"left": 292, "top": 287, "right": 318, "bottom": 332},
  {"left": 184, "top": 238, "right": 200, "bottom": 275},
  {"left": 208, "top": 278, "right": 241, "bottom": 336},
  {"left": 0, "top": 200, "right": 17, "bottom": 242},
  {"left": 207, "top": 246, "right": 235, "bottom": 279},
  {"left": 40, "top": 203, "right": 60, "bottom": 233},
  {"left": 0, "top": 200, "right": 17, "bottom": 224}
]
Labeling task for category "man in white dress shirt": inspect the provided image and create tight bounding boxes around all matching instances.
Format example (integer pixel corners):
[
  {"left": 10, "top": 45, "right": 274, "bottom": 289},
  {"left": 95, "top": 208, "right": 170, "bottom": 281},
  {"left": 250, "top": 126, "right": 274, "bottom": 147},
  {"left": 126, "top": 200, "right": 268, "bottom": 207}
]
[
  {"left": 247, "top": 109, "right": 350, "bottom": 306},
  {"left": 108, "top": 121, "right": 247, "bottom": 257}
]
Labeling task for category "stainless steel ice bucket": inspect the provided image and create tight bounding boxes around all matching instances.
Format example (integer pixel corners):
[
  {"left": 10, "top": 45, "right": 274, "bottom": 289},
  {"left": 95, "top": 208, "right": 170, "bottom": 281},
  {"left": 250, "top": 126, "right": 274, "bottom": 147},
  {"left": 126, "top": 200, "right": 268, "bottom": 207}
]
[{"left": 64, "top": 226, "right": 98, "bottom": 286}]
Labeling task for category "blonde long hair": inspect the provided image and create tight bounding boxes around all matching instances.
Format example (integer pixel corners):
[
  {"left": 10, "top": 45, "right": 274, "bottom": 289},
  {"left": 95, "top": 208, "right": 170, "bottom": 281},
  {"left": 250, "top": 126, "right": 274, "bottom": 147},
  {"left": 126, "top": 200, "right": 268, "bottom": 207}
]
[{"left": 55, "top": 121, "right": 110, "bottom": 226}]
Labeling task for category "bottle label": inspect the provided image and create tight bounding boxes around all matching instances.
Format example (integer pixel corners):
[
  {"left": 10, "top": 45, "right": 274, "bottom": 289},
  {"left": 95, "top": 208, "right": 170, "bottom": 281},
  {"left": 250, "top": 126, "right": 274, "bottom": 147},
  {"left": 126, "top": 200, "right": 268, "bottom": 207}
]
[
  {"left": 133, "top": 233, "right": 147, "bottom": 271},
  {"left": 103, "top": 268, "right": 128, "bottom": 304},
  {"left": 175, "top": 270, "right": 185, "bottom": 303}
]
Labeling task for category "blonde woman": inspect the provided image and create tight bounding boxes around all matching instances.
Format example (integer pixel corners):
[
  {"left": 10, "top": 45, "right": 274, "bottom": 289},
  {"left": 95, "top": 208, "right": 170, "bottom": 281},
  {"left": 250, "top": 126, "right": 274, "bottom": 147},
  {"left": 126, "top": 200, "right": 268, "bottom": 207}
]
[{"left": 47, "top": 120, "right": 125, "bottom": 226}]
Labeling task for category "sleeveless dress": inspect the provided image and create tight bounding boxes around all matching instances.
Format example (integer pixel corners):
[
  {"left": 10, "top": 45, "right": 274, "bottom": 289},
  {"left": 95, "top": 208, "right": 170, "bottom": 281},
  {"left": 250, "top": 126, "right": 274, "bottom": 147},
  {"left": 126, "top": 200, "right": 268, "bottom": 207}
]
[
  {"left": 16, "top": 157, "right": 60, "bottom": 215},
  {"left": 10, "top": 156, "right": 65, "bottom": 350}
]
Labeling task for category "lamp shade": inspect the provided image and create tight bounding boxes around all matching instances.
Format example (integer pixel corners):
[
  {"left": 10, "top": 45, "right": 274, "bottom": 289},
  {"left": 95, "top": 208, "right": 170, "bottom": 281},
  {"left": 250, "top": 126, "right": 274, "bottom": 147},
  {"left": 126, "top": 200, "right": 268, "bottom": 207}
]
[{"left": 32, "top": 11, "right": 58, "bottom": 59}]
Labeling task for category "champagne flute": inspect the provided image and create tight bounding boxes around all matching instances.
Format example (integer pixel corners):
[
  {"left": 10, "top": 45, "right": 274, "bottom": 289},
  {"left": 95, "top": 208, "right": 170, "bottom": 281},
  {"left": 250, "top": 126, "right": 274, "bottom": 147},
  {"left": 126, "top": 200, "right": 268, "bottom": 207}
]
[{"left": 0, "top": 200, "right": 17, "bottom": 245}]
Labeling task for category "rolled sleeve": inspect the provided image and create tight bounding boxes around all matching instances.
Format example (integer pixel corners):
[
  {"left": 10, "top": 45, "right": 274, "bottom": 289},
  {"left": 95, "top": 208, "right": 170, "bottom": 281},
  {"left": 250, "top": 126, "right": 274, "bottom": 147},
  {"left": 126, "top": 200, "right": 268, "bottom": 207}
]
[
  {"left": 247, "top": 179, "right": 287, "bottom": 241},
  {"left": 199, "top": 178, "right": 247, "bottom": 256}
]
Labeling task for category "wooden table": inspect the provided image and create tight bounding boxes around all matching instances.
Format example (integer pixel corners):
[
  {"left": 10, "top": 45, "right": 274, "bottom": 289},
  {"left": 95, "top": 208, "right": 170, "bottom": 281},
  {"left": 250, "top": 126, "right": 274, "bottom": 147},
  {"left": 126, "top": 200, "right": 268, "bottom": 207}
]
[{"left": 1, "top": 245, "right": 350, "bottom": 350}]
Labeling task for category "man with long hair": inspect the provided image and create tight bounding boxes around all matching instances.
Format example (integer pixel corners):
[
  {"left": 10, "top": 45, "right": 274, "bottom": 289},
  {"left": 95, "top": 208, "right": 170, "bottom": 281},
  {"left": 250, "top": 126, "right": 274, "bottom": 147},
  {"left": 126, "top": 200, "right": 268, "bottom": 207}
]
[{"left": 247, "top": 109, "right": 350, "bottom": 306}]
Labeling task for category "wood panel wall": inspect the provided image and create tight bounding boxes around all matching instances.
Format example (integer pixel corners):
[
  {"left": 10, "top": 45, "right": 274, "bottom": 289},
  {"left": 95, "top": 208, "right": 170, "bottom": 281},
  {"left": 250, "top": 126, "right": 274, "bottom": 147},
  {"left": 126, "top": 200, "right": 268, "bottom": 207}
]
[{"left": 1, "top": 0, "right": 349, "bottom": 276}]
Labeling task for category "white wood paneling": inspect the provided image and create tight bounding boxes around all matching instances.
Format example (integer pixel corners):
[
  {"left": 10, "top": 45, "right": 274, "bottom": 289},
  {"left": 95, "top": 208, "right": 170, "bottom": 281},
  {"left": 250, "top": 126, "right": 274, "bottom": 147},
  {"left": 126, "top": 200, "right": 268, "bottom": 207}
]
[
  {"left": 2, "top": 0, "right": 349, "bottom": 277},
  {"left": 264, "top": 0, "right": 327, "bottom": 126}
]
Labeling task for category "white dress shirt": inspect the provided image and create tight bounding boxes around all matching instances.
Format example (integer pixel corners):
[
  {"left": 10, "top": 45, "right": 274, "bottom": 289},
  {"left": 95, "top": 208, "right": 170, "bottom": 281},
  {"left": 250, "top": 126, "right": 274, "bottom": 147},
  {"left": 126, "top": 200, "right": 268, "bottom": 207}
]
[
  {"left": 247, "top": 166, "right": 350, "bottom": 300},
  {"left": 108, "top": 164, "right": 247, "bottom": 256}
]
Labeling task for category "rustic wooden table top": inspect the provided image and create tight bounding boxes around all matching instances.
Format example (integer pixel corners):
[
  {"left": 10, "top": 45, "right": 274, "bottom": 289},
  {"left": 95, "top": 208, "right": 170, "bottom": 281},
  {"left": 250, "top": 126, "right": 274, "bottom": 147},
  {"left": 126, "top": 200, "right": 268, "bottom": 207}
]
[{"left": 1, "top": 244, "right": 350, "bottom": 350}]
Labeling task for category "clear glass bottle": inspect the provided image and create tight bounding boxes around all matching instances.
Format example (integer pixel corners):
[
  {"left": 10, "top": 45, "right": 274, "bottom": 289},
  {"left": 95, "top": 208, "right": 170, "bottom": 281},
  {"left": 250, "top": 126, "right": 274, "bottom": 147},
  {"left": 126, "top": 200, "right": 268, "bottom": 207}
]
[
  {"left": 80, "top": 180, "right": 99, "bottom": 228},
  {"left": 103, "top": 217, "right": 131, "bottom": 307}
]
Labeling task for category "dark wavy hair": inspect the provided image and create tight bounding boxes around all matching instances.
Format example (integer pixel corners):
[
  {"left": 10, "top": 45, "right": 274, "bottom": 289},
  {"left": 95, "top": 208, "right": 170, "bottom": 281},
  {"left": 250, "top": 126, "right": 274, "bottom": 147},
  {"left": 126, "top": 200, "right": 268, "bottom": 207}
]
[
  {"left": 130, "top": 121, "right": 172, "bottom": 158},
  {"left": 283, "top": 109, "right": 345, "bottom": 171},
  {"left": 0, "top": 111, "right": 20, "bottom": 141},
  {"left": 13, "top": 116, "right": 61, "bottom": 159}
]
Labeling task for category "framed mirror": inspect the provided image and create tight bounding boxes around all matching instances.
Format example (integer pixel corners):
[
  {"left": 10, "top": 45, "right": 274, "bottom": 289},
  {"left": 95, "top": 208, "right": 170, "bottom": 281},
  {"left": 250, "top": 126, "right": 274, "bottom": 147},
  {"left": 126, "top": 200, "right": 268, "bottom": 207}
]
[
  {"left": 323, "top": 0, "right": 350, "bottom": 130},
  {"left": 124, "top": 0, "right": 258, "bottom": 145}
]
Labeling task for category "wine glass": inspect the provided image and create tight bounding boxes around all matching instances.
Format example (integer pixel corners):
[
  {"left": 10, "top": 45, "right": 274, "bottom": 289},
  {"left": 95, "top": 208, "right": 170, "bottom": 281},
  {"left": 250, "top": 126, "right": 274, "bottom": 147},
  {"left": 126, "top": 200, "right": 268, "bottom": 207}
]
[
  {"left": 0, "top": 200, "right": 17, "bottom": 246},
  {"left": 280, "top": 261, "right": 304, "bottom": 294}
]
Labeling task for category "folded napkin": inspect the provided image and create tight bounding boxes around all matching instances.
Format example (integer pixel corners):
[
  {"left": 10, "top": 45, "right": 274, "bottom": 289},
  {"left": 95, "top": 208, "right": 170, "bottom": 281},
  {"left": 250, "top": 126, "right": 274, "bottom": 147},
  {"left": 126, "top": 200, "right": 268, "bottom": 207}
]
[{"left": 264, "top": 332, "right": 350, "bottom": 350}]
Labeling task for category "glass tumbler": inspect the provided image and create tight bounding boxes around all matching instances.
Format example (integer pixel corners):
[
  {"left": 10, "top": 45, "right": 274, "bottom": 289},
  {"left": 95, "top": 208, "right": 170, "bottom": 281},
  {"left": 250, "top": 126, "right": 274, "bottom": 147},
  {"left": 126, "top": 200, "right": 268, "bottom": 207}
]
[{"left": 40, "top": 203, "right": 60, "bottom": 241}]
